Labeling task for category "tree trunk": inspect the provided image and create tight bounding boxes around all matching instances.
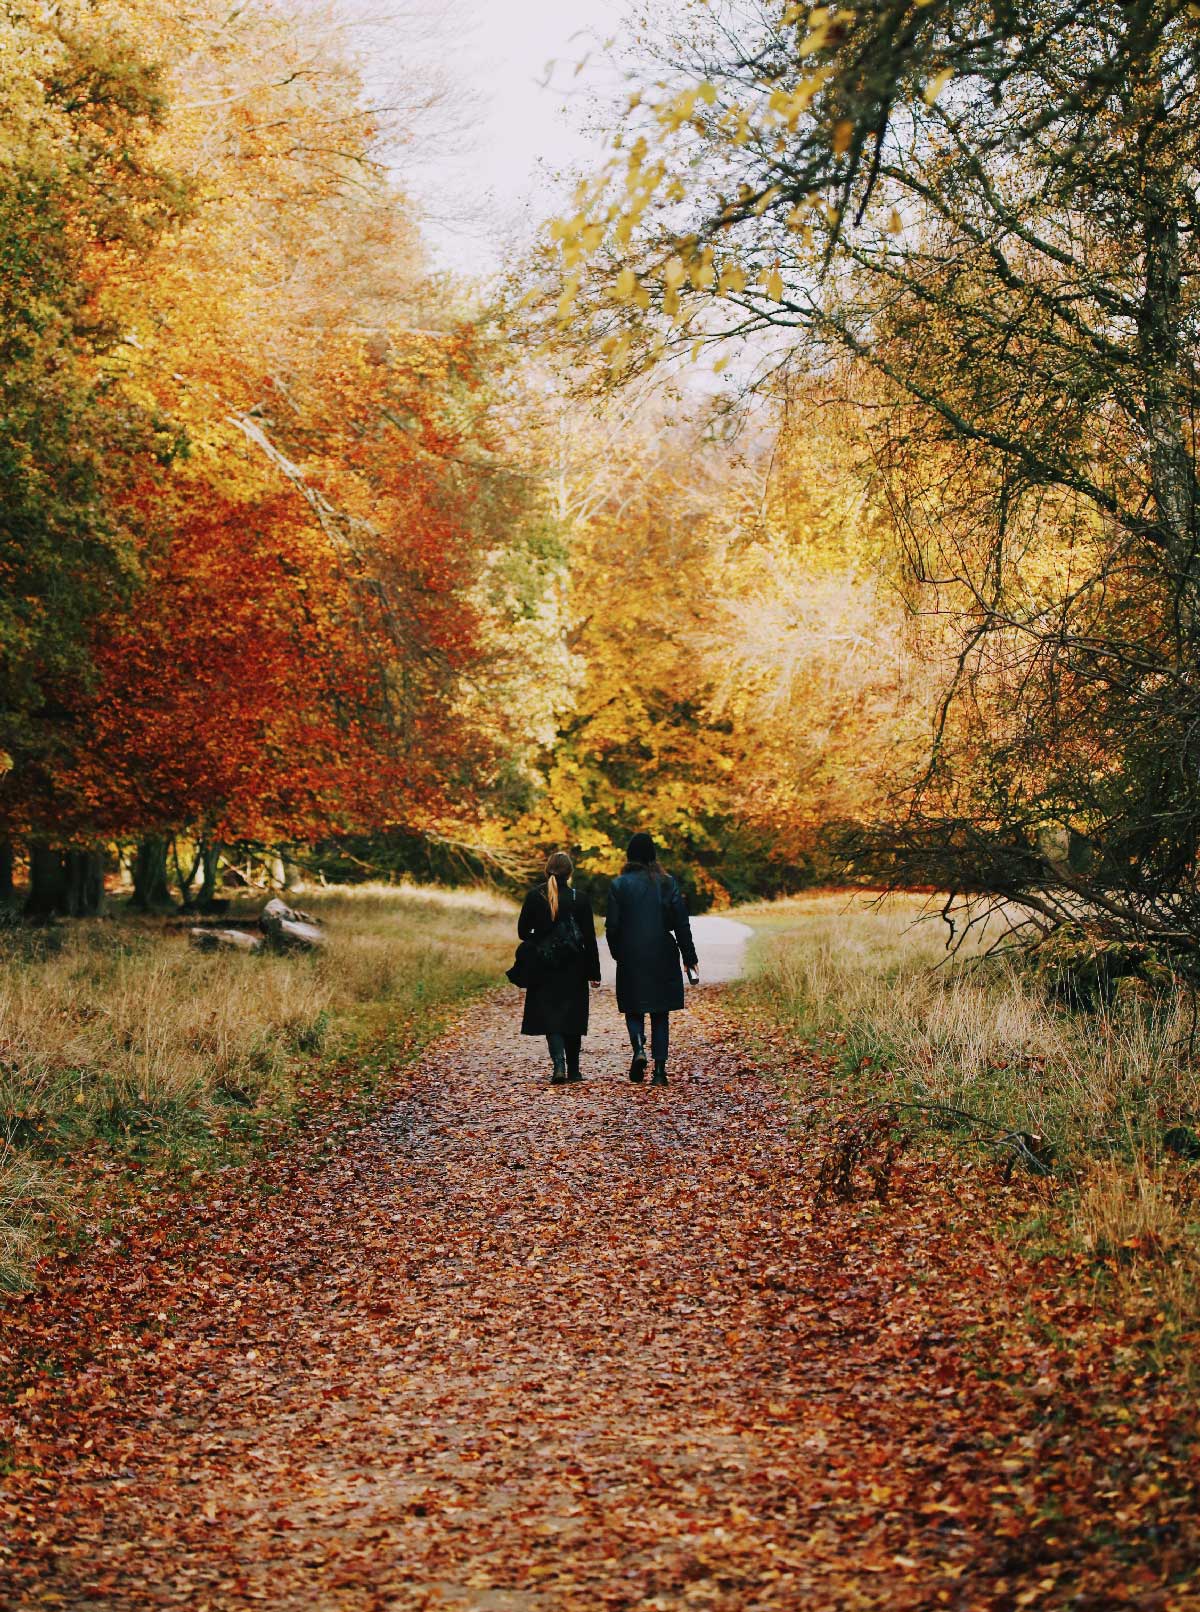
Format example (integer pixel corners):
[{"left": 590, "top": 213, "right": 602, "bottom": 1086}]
[
  {"left": 197, "top": 840, "right": 222, "bottom": 911},
  {"left": 1138, "top": 152, "right": 1199, "bottom": 572},
  {"left": 64, "top": 849, "right": 105, "bottom": 916},
  {"left": 189, "top": 927, "right": 263, "bottom": 954},
  {"left": 174, "top": 836, "right": 202, "bottom": 909},
  {"left": 260, "top": 898, "right": 325, "bottom": 950},
  {"left": 26, "top": 844, "right": 68, "bottom": 917},
  {"left": 131, "top": 836, "right": 173, "bottom": 911},
  {"left": 27, "top": 847, "right": 107, "bottom": 917},
  {"left": 0, "top": 839, "right": 13, "bottom": 904}
]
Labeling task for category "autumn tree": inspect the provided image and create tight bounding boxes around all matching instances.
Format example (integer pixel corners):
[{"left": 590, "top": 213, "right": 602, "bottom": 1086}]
[
  {"left": 492, "top": 352, "right": 934, "bottom": 902},
  {"left": 0, "top": 3, "right": 185, "bottom": 911},
  {"left": 508, "top": 389, "right": 811, "bottom": 904},
  {"left": 2, "top": 0, "right": 552, "bottom": 910},
  {"left": 694, "top": 377, "right": 933, "bottom": 877},
  {"left": 544, "top": 0, "right": 1200, "bottom": 950}
]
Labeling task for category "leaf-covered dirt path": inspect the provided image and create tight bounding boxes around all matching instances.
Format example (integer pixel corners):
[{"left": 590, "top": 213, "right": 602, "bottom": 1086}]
[{"left": 2, "top": 991, "right": 1197, "bottom": 1610}]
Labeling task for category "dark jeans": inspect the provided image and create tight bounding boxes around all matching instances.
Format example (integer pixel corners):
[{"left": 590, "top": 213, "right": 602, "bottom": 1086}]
[
  {"left": 626, "top": 1012, "right": 669, "bottom": 1065},
  {"left": 546, "top": 1033, "right": 582, "bottom": 1072}
]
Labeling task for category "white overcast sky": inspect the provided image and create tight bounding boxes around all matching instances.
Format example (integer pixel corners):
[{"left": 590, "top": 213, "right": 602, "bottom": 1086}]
[{"left": 359, "top": 0, "right": 628, "bottom": 277}]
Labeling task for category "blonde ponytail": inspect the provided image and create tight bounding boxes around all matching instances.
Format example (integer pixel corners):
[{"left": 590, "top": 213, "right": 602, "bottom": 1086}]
[{"left": 544, "top": 850, "right": 573, "bottom": 921}]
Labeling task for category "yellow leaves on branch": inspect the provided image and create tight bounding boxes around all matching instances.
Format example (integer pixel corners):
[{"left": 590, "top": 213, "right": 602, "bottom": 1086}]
[
  {"left": 543, "top": 8, "right": 864, "bottom": 339},
  {"left": 717, "top": 261, "right": 746, "bottom": 295},
  {"left": 759, "top": 263, "right": 785, "bottom": 301},
  {"left": 656, "top": 80, "right": 718, "bottom": 131},
  {"left": 767, "top": 67, "right": 834, "bottom": 129},
  {"left": 558, "top": 271, "right": 581, "bottom": 324},
  {"left": 551, "top": 211, "right": 608, "bottom": 272},
  {"left": 690, "top": 247, "right": 715, "bottom": 290},
  {"left": 924, "top": 67, "right": 953, "bottom": 105},
  {"left": 797, "top": 7, "right": 854, "bottom": 58},
  {"left": 611, "top": 266, "right": 651, "bottom": 312},
  {"left": 602, "top": 332, "right": 633, "bottom": 374}
]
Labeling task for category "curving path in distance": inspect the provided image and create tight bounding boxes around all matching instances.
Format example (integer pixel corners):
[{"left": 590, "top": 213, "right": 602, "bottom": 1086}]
[{"left": 597, "top": 914, "right": 754, "bottom": 990}]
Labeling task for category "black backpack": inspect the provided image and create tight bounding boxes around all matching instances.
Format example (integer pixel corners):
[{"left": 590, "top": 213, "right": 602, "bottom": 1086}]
[{"left": 535, "top": 892, "right": 588, "bottom": 972}]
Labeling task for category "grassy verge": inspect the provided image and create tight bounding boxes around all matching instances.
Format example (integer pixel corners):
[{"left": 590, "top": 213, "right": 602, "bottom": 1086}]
[
  {"left": 0, "top": 882, "right": 516, "bottom": 1286},
  {"left": 730, "top": 891, "right": 1200, "bottom": 1341}
]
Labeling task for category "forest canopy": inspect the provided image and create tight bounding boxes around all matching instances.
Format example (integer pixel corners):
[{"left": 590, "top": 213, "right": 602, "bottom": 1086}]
[{"left": 4, "top": 0, "right": 1200, "bottom": 949}]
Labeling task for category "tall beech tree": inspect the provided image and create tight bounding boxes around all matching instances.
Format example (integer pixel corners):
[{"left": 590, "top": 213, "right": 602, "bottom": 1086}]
[
  {"left": 44, "top": 328, "right": 515, "bottom": 868},
  {"left": 0, "top": 5, "right": 185, "bottom": 912},
  {"left": 523, "top": 412, "right": 745, "bottom": 903},
  {"left": 693, "top": 378, "right": 933, "bottom": 880}
]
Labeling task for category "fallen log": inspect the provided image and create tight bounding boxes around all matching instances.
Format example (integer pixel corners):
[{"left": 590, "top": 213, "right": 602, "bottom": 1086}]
[
  {"left": 259, "top": 897, "right": 325, "bottom": 951},
  {"left": 189, "top": 927, "right": 264, "bottom": 954}
]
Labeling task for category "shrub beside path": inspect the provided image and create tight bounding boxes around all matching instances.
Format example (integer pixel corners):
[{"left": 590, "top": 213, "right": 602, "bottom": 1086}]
[{"left": 1, "top": 985, "right": 1196, "bottom": 1609}]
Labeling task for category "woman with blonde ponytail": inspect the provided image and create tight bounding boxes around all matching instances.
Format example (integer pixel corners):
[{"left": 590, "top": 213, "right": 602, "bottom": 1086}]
[
  {"left": 546, "top": 858, "right": 564, "bottom": 920},
  {"left": 516, "top": 852, "right": 601, "bottom": 1084}
]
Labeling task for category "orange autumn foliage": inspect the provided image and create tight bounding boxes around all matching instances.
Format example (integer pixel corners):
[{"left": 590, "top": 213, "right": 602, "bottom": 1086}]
[
  {"left": 3, "top": 1, "right": 525, "bottom": 855},
  {"left": 41, "top": 328, "right": 503, "bottom": 846}
]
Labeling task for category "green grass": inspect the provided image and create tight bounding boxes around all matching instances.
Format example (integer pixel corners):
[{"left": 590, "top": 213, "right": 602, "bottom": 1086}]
[{"left": 0, "top": 882, "right": 517, "bottom": 1285}]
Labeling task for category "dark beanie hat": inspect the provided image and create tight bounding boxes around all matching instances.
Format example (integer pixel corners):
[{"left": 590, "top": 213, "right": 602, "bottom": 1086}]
[{"left": 627, "top": 831, "right": 657, "bottom": 864}]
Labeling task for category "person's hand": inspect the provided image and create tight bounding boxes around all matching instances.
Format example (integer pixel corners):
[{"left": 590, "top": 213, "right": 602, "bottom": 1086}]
[{"left": 590, "top": 977, "right": 602, "bottom": 987}]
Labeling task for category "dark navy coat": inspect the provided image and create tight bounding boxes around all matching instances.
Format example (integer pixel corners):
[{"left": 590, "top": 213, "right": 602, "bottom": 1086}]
[
  {"left": 605, "top": 867, "right": 698, "bottom": 1016},
  {"left": 517, "top": 884, "right": 601, "bottom": 1037}
]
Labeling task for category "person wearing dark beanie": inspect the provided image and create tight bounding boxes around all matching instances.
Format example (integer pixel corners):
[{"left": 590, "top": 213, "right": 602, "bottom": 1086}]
[
  {"left": 626, "top": 830, "right": 657, "bottom": 865},
  {"left": 604, "top": 833, "right": 699, "bottom": 1086}
]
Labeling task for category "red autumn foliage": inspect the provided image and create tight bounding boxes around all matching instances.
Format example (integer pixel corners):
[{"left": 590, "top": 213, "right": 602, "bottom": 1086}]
[{"left": 14, "top": 330, "right": 503, "bottom": 849}]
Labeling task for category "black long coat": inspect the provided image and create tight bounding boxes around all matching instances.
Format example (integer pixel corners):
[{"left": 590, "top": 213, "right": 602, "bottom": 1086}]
[
  {"left": 517, "top": 884, "right": 601, "bottom": 1037},
  {"left": 605, "top": 868, "right": 698, "bottom": 1016}
]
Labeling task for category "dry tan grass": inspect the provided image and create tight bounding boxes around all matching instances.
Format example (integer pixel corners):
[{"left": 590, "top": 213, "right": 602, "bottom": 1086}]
[
  {"left": 1070, "top": 1157, "right": 1200, "bottom": 1352},
  {"left": 0, "top": 884, "right": 517, "bottom": 1284},
  {"left": 0, "top": 1144, "right": 54, "bottom": 1280},
  {"left": 1076, "top": 1159, "right": 1191, "bottom": 1255},
  {"left": 738, "top": 892, "right": 1200, "bottom": 1147},
  {"left": 736, "top": 892, "right": 1200, "bottom": 1330},
  {"left": 0, "top": 937, "right": 331, "bottom": 1121}
]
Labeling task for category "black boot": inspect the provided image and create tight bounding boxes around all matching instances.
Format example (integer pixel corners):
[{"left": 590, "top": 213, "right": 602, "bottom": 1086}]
[
  {"left": 550, "top": 1051, "right": 568, "bottom": 1085},
  {"left": 629, "top": 1042, "right": 647, "bottom": 1083},
  {"left": 564, "top": 1035, "right": 582, "bottom": 1082},
  {"left": 650, "top": 1062, "right": 668, "bottom": 1086}
]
